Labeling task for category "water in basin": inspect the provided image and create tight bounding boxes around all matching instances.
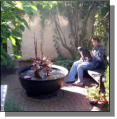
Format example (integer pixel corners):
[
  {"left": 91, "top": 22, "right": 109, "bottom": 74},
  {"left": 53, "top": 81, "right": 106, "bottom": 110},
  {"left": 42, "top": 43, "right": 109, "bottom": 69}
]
[{"left": 20, "top": 68, "right": 65, "bottom": 81}]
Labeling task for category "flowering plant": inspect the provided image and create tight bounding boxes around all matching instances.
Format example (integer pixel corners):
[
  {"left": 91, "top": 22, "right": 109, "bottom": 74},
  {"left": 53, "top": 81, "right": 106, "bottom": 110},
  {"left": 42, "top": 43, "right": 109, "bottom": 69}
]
[{"left": 86, "top": 86, "right": 108, "bottom": 104}]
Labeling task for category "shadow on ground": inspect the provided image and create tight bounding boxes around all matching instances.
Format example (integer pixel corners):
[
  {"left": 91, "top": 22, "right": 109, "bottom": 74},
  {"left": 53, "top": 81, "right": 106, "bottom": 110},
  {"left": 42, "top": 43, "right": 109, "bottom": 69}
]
[{"left": 2, "top": 72, "right": 94, "bottom": 111}]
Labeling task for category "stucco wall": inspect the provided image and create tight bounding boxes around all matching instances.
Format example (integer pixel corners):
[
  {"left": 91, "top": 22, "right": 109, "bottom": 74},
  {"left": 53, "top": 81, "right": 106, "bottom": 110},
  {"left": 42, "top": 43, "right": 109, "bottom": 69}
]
[
  {"left": 7, "top": 14, "right": 109, "bottom": 60},
  {"left": 21, "top": 15, "right": 58, "bottom": 60}
]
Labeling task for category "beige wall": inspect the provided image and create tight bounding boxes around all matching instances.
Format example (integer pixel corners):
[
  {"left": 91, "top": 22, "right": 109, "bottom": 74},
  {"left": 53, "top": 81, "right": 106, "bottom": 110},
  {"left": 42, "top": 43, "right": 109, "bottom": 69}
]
[
  {"left": 7, "top": 14, "right": 109, "bottom": 60},
  {"left": 20, "top": 14, "right": 78, "bottom": 60},
  {"left": 21, "top": 14, "right": 58, "bottom": 60}
]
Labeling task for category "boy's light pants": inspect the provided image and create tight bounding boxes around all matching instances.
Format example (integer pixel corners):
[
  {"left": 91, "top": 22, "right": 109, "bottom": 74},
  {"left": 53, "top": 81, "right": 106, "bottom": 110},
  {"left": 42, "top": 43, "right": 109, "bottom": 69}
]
[{"left": 67, "top": 60, "right": 96, "bottom": 82}]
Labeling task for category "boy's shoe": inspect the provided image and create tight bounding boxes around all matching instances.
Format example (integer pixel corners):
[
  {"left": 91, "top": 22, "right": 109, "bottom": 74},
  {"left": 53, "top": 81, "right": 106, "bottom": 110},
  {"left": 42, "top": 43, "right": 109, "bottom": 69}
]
[{"left": 72, "top": 81, "right": 84, "bottom": 87}]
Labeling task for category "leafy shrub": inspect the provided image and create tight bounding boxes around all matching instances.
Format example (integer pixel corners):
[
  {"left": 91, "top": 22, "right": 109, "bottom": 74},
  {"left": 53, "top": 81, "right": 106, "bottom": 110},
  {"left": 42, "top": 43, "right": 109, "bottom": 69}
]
[
  {"left": 52, "top": 56, "right": 74, "bottom": 70},
  {"left": 104, "top": 65, "right": 109, "bottom": 102},
  {"left": 1, "top": 46, "right": 15, "bottom": 75},
  {"left": 86, "top": 86, "right": 105, "bottom": 101}
]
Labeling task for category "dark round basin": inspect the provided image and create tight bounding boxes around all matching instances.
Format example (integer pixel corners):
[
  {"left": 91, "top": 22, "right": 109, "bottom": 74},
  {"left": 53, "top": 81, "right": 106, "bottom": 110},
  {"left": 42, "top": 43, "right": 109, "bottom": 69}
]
[{"left": 17, "top": 65, "right": 68, "bottom": 97}]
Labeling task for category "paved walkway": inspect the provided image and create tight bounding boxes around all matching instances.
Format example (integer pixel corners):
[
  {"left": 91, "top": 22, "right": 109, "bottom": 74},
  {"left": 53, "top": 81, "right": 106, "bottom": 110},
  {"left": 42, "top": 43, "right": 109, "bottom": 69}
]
[
  {"left": 1, "top": 61, "right": 99, "bottom": 111},
  {"left": 1, "top": 73, "right": 97, "bottom": 111}
]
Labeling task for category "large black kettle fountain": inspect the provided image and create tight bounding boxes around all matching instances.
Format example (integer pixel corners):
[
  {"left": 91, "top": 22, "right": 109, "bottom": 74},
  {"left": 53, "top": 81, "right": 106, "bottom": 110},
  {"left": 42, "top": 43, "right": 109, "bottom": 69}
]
[
  {"left": 17, "top": 36, "right": 68, "bottom": 97},
  {"left": 17, "top": 64, "right": 68, "bottom": 97}
]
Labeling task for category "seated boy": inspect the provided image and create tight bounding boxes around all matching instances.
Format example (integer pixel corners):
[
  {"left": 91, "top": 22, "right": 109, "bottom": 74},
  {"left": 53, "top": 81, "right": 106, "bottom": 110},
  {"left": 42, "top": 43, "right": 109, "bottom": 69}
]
[{"left": 66, "top": 37, "right": 104, "bottom": 86}]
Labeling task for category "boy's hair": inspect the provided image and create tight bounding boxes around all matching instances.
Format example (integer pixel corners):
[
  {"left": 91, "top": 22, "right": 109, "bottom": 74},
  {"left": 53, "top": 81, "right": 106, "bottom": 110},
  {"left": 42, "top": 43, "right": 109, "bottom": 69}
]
[{"left": 91, "top": 37, "right": 99, "bottom": 42}]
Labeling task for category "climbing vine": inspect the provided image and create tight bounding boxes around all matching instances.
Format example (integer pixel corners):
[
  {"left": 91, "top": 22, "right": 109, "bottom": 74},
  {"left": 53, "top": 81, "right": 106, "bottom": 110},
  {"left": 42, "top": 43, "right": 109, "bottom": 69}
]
[{"left": 94, "top": 2, "right": 109, "bottom": 48}]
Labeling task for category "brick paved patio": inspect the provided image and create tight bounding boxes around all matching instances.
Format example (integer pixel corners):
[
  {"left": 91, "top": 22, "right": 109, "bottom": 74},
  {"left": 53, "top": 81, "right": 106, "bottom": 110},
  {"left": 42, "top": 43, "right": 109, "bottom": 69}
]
[
  {"left": 1, "top": 73, "right": 98, "bottom": 111},
  {"left": 1, "top": 61, "right": 101, "bottom": 111}
]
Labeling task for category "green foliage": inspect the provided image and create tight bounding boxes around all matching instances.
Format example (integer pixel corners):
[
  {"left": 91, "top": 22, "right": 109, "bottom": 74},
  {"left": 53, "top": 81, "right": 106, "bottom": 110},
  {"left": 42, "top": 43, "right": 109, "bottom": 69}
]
[
  {"left": 36, "top": 1, "right": 58, "bottom": 27},
  {"left": 86, "top": 86, "right": 105, "bottom": 101},
  {"left": 94, "top": 2, "right": 109, "bottom": 45},
  {"left": 1, "top": 1, "right": 37, "bottom": 65},
  {"left": 104, "top": 66, "right": 109, "bottom": 102},
  {"left": 52, "top": 53, "right": 80, "bottom": 70},
  {"left": 52, "top": 56, "right": 74, "bottom": 70},
  {"left": 1, "top": 45, "right": 14, "bottom": 69},
  {"left": 1, "top": 1, "right": 42, "bottom": 71},
  {"left": 94, "top": 12, "right": 105, "bottom": 38},
  {"left": 1, "top": 1, "right": 58, "bottom": 67},
  {"left": 4, "top": 100, "right": 24, "bottom": 111},
  {"left": 73, "top": 52, "right": 81, "bottom": 61}
]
